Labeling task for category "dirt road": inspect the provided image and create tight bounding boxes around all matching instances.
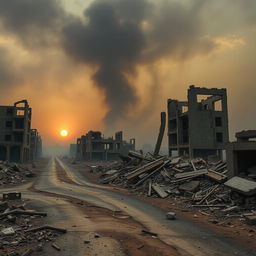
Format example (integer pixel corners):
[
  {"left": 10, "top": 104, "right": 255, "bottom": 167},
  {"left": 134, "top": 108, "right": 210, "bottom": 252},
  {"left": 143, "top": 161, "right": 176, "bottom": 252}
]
[{"left": 1, "top": 158, "right": 255, "bottom": 256}]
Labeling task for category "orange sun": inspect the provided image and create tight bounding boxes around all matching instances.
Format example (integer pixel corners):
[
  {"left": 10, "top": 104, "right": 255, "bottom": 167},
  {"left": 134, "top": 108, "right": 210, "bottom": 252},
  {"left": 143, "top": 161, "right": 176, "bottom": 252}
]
[{"left": 60, "top": 129, "right": 68, "bottom": 137}]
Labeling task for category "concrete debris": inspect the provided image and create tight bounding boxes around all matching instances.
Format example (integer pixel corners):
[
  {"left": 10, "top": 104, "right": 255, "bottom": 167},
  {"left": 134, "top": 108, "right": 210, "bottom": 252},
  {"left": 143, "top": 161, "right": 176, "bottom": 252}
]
[
  {"left": 1, "top": 227, "right": 15, "bottom": 235},
  {"left": 0, "top": 161, "right": 35, "bottom": 186},
  {"left": 51, "top": 242, "right": 61, "bottom": 251},
  {"left": 96, "top": 152, "right": 256, "bottom": 225},
  {"left": 166, "top": 212, "right": 176, "bottom": 220},
  {"left": 224, "top": 176, "right": 256, "bottom": 196},
  {"left": 3, "top": 192, "right": 22, "bottom": 201},
  {"left": 0, "top": 201, "right": 66, "bottom": 255}
]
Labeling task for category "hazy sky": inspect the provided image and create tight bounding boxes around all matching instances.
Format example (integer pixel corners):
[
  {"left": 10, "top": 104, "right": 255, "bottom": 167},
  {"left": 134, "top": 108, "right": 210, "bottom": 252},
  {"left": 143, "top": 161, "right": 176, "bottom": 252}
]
[{"left": 0, "top": 0, "right": 255, "bottom": 152}]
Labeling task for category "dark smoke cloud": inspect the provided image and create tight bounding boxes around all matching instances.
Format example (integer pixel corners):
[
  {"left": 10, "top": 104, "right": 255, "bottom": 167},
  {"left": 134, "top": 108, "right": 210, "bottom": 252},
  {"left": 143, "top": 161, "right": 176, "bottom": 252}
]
[
  {"left": 0, "top": 0, "right": 66, "bottom": 47},
  {"left": 0, "top": 0, "right": 255, "bottom": 126},
  {"left": 61, "top": 0, "right": 220, "bottom": 124},
  {"left": 0, "top": 47, "right": 22, "bottom": 89},
  {"left": 62, "top": 1, "right": 146, "bottom": 124}
]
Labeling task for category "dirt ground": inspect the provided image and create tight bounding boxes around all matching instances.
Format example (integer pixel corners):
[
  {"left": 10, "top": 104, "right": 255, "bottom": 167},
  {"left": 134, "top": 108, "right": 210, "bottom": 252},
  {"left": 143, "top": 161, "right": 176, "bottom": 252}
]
[
  {"left": 68, "top": 161, "right": 256, "bottom": 252},
  {"left": 27, "top": 159, "right": 181, "bottom": 256}
]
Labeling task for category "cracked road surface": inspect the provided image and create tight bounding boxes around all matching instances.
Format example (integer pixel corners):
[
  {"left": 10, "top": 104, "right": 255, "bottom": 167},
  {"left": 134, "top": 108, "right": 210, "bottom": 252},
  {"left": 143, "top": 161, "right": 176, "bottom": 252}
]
[{"left": 1, "top": 158, "right": 255, "bottom": 256}]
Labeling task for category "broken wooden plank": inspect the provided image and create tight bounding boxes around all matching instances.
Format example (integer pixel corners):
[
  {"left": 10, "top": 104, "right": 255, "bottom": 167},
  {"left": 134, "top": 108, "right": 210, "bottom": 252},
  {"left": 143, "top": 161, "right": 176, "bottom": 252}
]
[
  {"left": 174, "top": 169, "right": 208, "bottom": 179},
  {"left": 206, "top": 169, "right": 227, "bottom": 183},
  {"left": 126, "top": 157, "right": 165, "bottom": 181},
  {"left": 190, "top": 160, "right": 197, "bottom": 171},
  {"left": 128, "top": 151, "right": 152, "bottom": 161},
  {"left": 134, "top": 161, "right": 170, "bottom": 187},
  {"left": 197, "top": 185, "right": 219, "bottom": 205},
  {"left": 148, "top": 179, "right": 152, "bottom": 197},
  {"left": 152, "top": 184, "right": 168, "bottom": 198}
]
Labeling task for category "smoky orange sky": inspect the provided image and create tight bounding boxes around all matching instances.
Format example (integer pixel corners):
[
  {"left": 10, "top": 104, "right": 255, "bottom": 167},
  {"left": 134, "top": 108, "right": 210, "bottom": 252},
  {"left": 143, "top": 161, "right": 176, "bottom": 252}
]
[{"left": 0, "top": 0, "right": 255, "bottom": 154}]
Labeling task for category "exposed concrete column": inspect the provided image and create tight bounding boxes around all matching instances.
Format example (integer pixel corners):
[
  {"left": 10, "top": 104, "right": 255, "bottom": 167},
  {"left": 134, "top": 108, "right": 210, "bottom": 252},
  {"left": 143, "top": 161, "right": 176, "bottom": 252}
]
[{"left": 6, "top": 146, "right": 10, "bottom": 162}]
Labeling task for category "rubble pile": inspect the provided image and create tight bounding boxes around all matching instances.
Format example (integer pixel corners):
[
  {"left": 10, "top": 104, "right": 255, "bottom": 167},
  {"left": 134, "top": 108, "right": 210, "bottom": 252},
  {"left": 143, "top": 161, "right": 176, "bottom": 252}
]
[
  {"left": 0, "top": 161, "right": 35, "bottom": 186},
  {"left": 0, "top": 200, "right": 66, "bottom": 255},
  {"left": 96, "top": 151, "right": 256, "bottom": 224}
]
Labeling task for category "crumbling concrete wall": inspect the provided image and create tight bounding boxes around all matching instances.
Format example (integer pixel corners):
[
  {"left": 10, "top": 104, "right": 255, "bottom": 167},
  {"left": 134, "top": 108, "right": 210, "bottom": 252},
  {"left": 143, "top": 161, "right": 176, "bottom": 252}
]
[
  {"left": 0, "top": 100, "right": 32, "bottom": 163},
  {"left": 168, "top": 85, "right": 229, "bottom": 158},
  {"left": 76, "top": 131, "right": 135, "bottom": 161},
  {"left": 30, "top": 129, "right": 42, "bottom": 161},
  {"left": 227, "top": 130, "right": 256, "bottom": 178}
]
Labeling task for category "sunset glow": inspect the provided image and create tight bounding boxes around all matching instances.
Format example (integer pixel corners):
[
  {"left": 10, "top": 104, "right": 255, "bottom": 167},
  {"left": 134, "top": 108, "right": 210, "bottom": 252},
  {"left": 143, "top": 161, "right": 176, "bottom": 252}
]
[{"left": 60, "top": 129, "right": 68, "bottom": 137}]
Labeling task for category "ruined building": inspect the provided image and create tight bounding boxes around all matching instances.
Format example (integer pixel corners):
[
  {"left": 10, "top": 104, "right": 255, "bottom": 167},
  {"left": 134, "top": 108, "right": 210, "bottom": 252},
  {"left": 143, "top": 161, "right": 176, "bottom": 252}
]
[
  {"left": 226, "top": 130, "right": 256, "bottom": 178},
  {"left": 30, "top": 129, "right": 42, "bottom": 161},
  {"left": 76, "top": 131, "right": 135, "bottom": 161},
  {"left": 167, "top": 86, "right": 229, "bottom": 158},
  {"left": 0, "top": 100, "right": 32, "bottom": 162},
  {"left": 69, "top": 144, "right": 77, "bottom": 158}
]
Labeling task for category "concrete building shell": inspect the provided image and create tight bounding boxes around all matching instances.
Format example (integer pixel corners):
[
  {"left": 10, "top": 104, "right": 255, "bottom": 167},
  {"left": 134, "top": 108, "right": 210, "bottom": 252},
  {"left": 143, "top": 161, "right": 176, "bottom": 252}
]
[
  {"left": 0, "top": 100, "right": 32, "bottom": 163},
  {"left": 167, "top": 85, "right": 229, "bottom": 158},
  {"left": 76, "top": 131, "right": 135, "bottom": 161},
  {"left": 226, "top": 130, "right": 256, "bottom": 178},
  {"left": 30, "top": 129, "right": 42, "bottom": 161}
]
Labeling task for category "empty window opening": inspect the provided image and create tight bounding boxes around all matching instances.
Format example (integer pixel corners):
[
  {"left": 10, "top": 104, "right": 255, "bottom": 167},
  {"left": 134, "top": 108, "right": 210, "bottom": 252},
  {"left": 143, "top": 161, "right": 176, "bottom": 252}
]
[
  {"left": 104, "top": 144, "right": 109, "bottom": 150},
  {"left": 5, "top": 134, "right": 11, "bottom": 141},
  {"left": 10, "top": 146, "right": 21, "bottom": 162},
  {"left": 16, "top": 102, "right": 26, "bottom": 107},
  {"left": 0, "top": 146, "right": 7, "bottom": 161},
  {"left": 116, "top": 143, "right": 121, "bottom": 150},
  {"left": 214, "top": 100, "right": 223, "bottom": 111},
  {"left": 181, "top": 116, "right": 189, "bottom": 129},
  {"left": 5, "top": 121, "right": 12, "bottom": 128},
  {"left": 6, "top": 108, "right": 13, "bottom": 115},
  {"left": 216, "top": 132, "right": 223, "bottom": 142},
  {"left": 197, "top": 95, "right": 210, "bottom": 102},
  {"left": 17, "top": 110, "right": 25, "bottom": 116},
  {"left": 14, "top": 132, "right": 23, "bottom": 142},
  {"left": 236, "top": 150, "right": 256, "bottom": 174},
  {"left": 169, "top": 134, "right": 177, "bottom": 145},
  {"left": 15, "top": 118, "right": 24, "bottom": 129},
  {"left": 169, "top": 119, "right": 177, "bottom": 130},
  {"left": 203, "top": 104, "right": 209, "bottom": 110},
  {"left": 181, "top": 106, "right": 188, "bottom": 113},
  {"left": 215, "top": 117, "right": 222, "bottom": 127},
  {"left": 92, "top": 142, "right": 102, "bottom": 150}
]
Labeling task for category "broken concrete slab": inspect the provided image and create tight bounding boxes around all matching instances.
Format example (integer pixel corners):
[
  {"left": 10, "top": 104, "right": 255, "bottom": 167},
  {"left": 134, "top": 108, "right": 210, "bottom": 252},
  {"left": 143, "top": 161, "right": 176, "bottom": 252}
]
[
  {"left": 224, "top": 176, "right": 256, "bottom": 196},
  {"left": 1, "top": 227, "right": 15, "bottom": 235},
  {"left": 152, "top": 184, "right": 168, "bottom": 198},
  {"left": 166, "top": 212, "right": 176, "bottom": 220},
  {"left": 179, "top": 180, "right": 200, "bottom": 192},
  {"left": 2, "top": 192, "right": 22, "bottom": 201},
  {"left": 245, "top": 215, "right": 256, "bottom": 225}
]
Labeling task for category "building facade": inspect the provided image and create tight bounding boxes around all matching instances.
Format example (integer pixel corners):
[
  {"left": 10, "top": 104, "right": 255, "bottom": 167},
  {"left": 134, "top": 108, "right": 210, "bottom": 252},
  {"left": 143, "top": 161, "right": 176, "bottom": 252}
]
[
  {"left": 226, "top": 130, "right": 256, "bottom": 178},
  {"left": 76, "top": 131, "right": 135, "bottom": 161},
  {"left": 167, "top": 85, "right": 229, "bottom": 158},
  {"left": 30, "top": 129, "right": 42, "bottom": 161},
  {"left": 0, "top": 100, "right": 32, "bottom": 162}
]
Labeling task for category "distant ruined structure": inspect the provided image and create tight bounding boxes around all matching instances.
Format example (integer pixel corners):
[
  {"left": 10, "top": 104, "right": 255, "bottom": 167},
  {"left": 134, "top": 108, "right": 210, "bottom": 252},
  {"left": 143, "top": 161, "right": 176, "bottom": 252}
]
[
  {"left": 167, "top": 86, "right": 229, "bottom": 158},
  {"left": 0, "top": 100, "right": 42, "bottom": 163},
  {"left": 76, "top": 131, "right": 135, "bottom": 161},
  {"left": 30, "top": 129, "right": 42, "bottom": 161}
]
